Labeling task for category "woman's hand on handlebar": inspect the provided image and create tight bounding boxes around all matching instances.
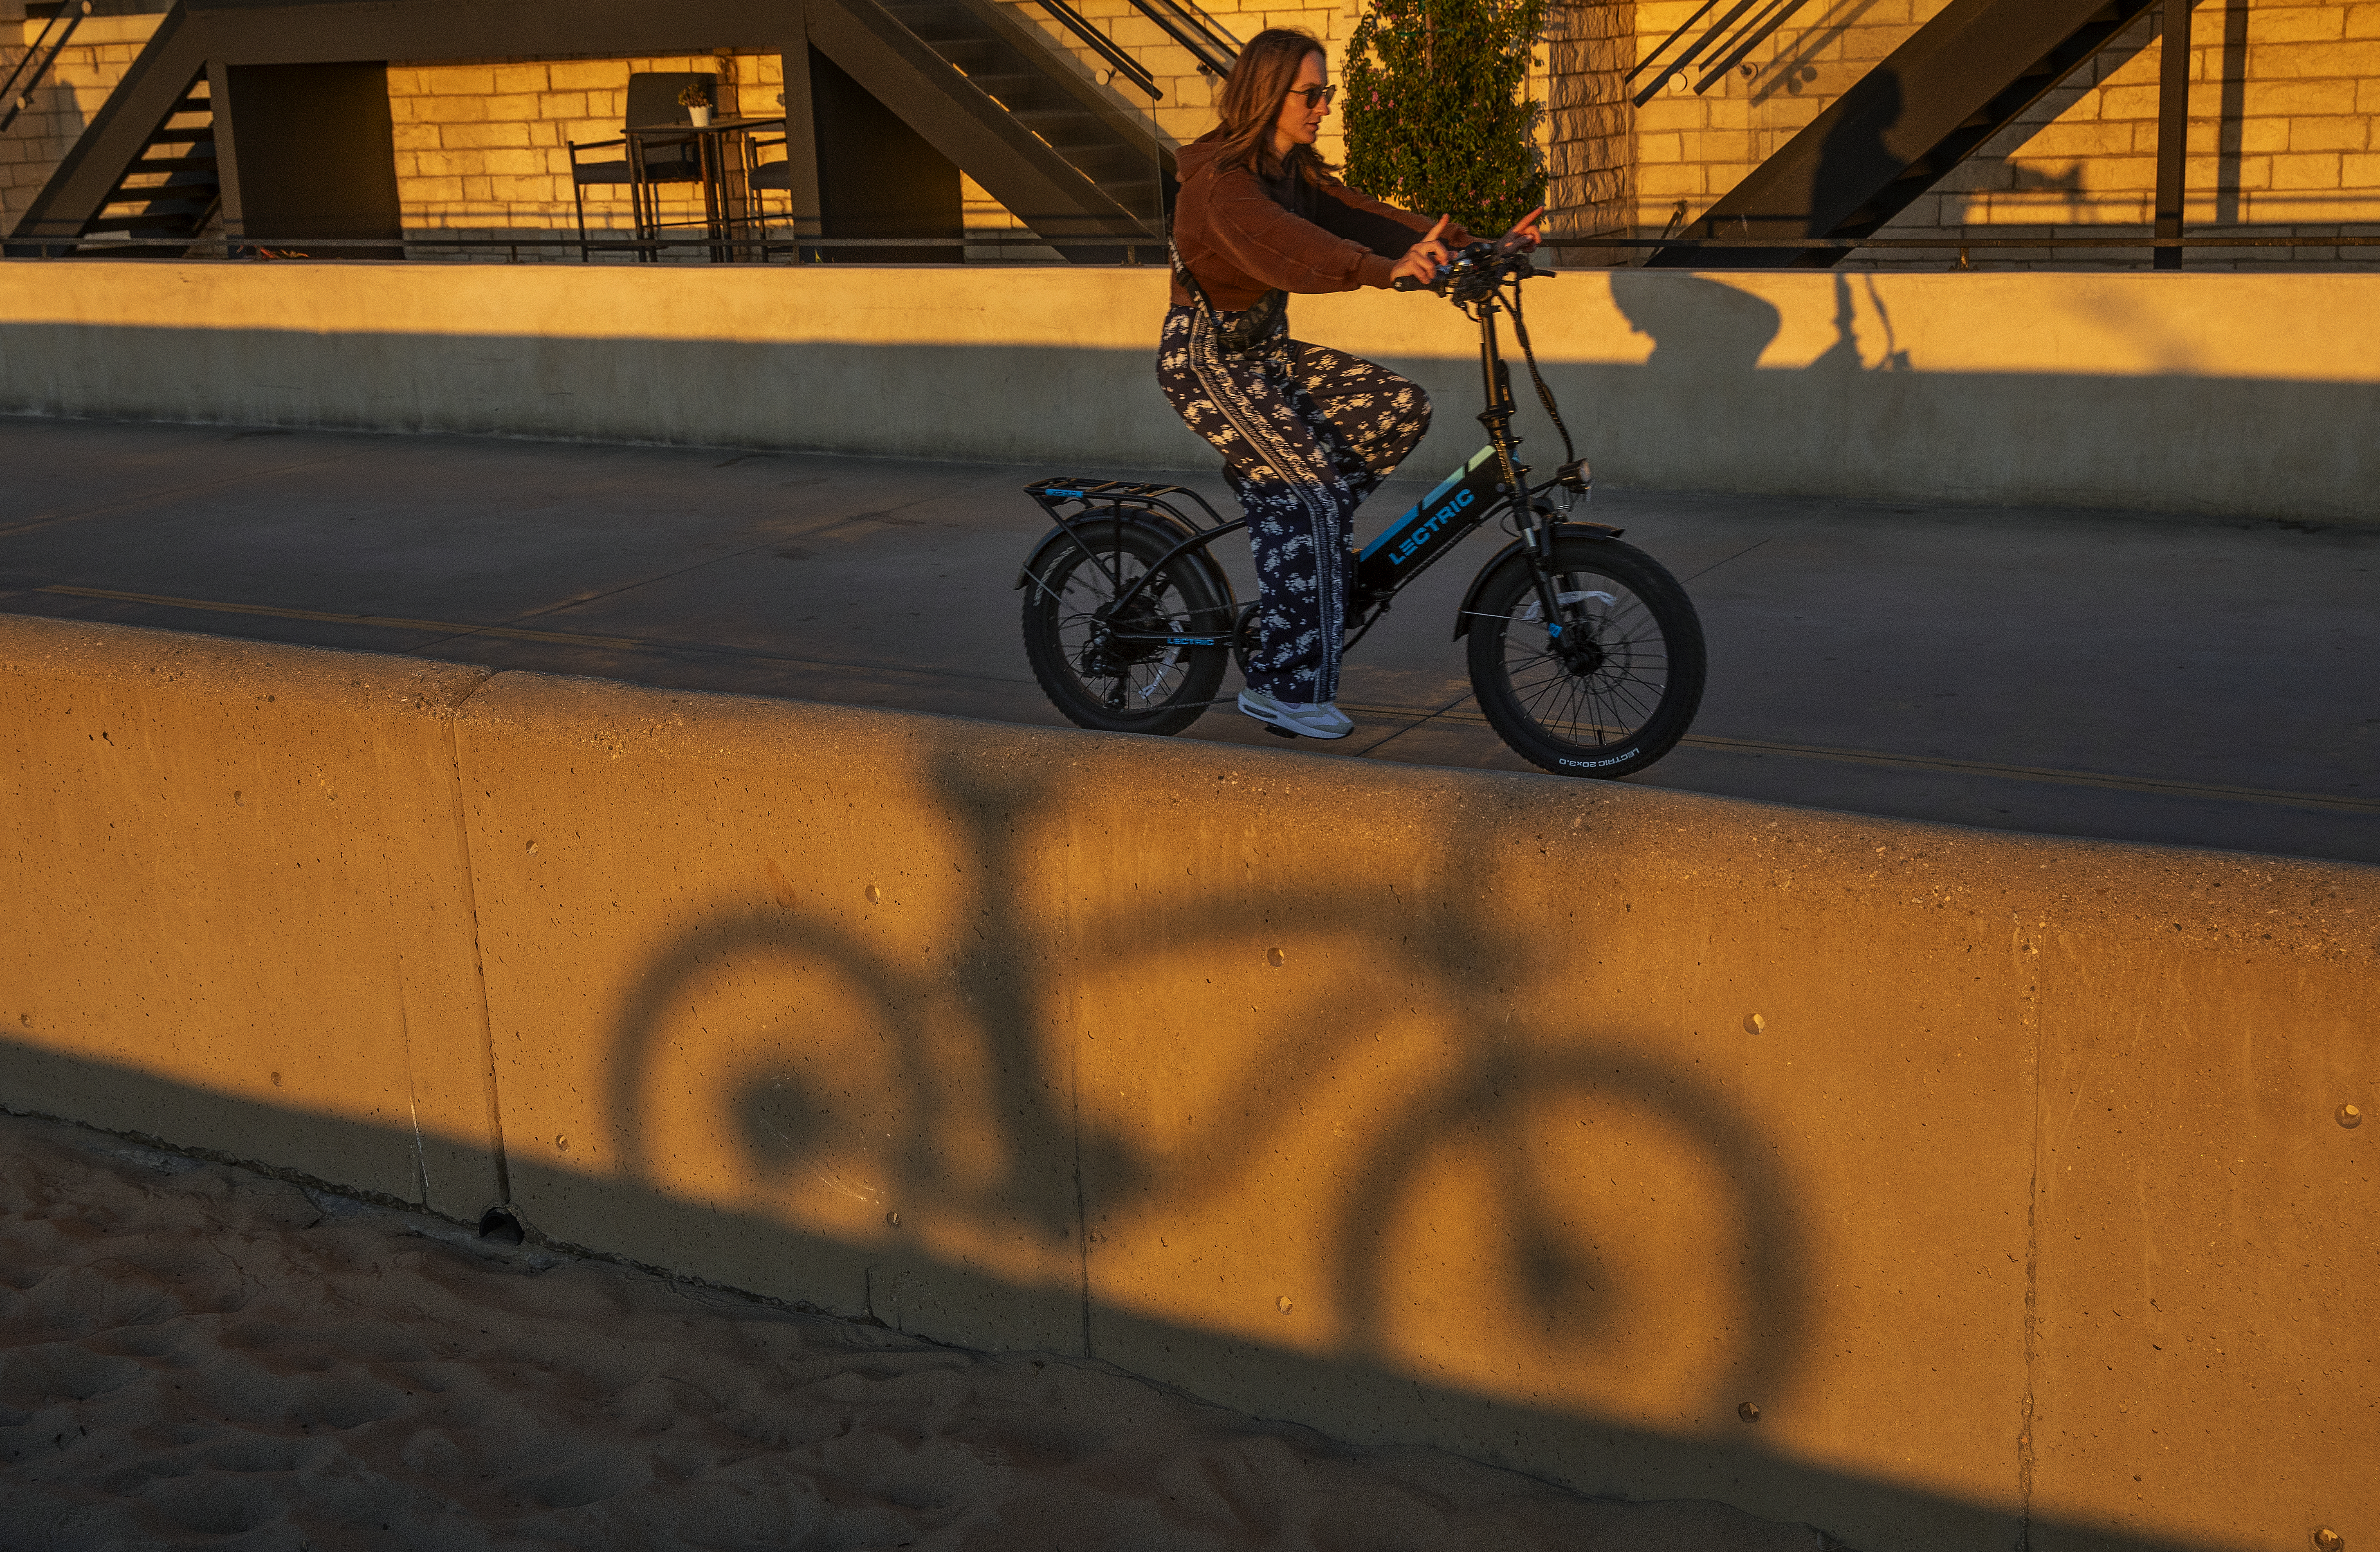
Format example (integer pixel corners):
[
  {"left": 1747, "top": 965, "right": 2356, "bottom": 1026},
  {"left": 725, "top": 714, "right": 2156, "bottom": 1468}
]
[
  {"left": 1388, "top": 215, "right": 1452, "bottom": 289},
  {"left": 1498, "top": 205, "right": 1546, "bottom": 254}
]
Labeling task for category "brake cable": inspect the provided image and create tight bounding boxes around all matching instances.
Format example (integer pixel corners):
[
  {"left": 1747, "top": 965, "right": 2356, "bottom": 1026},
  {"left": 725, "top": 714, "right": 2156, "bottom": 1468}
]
[{"left": 1504, "top": 275, "right": 1578, "bottom": 469}]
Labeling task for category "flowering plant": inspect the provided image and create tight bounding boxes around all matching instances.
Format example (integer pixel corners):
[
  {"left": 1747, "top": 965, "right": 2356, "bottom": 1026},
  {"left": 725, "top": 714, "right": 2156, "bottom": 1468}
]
[{"left": 676, "top": 83, "right": 712, "bottom": 109}]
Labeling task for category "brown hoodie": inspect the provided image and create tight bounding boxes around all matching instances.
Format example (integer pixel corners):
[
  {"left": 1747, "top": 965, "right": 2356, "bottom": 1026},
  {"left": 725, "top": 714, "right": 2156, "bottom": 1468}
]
[{"left": 1168, "top": 131, "right": 1475, "bottom": 312}]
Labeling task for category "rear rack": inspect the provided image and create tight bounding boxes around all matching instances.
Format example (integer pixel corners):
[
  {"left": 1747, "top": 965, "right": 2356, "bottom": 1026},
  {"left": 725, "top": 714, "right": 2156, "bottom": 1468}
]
[{"left": 1024, "top": 477, "right": 1233, "bottom": 532}]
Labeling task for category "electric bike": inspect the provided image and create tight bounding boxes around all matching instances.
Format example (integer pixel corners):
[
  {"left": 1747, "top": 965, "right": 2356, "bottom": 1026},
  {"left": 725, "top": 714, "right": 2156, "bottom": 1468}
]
[{"left": 1015, "top": 235, "right": 1705, "bottom": 778}]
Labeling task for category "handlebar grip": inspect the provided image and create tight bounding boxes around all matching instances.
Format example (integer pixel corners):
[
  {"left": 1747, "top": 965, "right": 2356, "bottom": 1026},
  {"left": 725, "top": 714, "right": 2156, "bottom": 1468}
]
[{"left": 1391, "top": 276, "right": 1424, "bottom": 292}]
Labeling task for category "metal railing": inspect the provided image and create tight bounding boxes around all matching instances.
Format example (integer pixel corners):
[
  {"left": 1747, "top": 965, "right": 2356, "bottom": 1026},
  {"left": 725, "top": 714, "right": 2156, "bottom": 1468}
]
[
  {"left": 1625, "top": 0, "right": 1825, "bottom": 107},
  {"left": 1547, "top": 231, "right": 2380, "bottom": 262},
  {"left": 1029, "top": 0, "right": 1160, "bottom": 98},
  {"left": 18, "top": 228, "right": 2374, "bottom": 265},
  {"left": 1020, "top": 0, "right": 1241, "bottom": 97},
  {"left": 0, "top": 0, "right": 90, "bottom": 134},
  {"left": 6, "top": 231, "right": 1172, "bottom": 262},
  {"left": 1126, "top": 0, "right": 1239, "bottom": 77}
]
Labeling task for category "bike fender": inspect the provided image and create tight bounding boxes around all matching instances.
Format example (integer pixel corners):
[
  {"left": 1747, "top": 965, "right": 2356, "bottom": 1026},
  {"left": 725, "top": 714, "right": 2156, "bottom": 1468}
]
[
  {"left": 1012, "top": 506, "right": 1211, "bottom": 591},
  {"left": 1451, "top": 522, "right": 1628, "bottom": 640}
]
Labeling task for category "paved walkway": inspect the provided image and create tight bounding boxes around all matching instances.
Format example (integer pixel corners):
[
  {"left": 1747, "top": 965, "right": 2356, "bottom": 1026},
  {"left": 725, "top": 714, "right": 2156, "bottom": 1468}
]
[{"left": 4, "top": 415, "right": 2375, "bottom": 865}]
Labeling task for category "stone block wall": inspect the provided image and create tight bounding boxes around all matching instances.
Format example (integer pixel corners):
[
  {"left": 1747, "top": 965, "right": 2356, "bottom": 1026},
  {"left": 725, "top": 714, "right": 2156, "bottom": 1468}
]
[
  {"left": 3, "top": 0, "right": 1553, "bottom": 263},
  {"left": 1584, "top": 0, "right": 2380, "bottom": 267},
  {"left": 1545, "top": 0, "right": 1634, "bottom": 260},
  {"left": 25, "top": 0, "right": 2366, "bottom": 270},
  {"left": 386, "top": 52, "right": 787, "bottom": 261},
  {"left": 0, "top": 11, "right": 171, "bottom": 236}
]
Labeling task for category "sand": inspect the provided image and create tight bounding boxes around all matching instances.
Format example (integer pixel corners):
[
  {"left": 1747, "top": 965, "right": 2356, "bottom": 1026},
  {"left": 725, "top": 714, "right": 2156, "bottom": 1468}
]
[{"left": 0, "top": 1112, "right": 1828, "bottom": 1550}]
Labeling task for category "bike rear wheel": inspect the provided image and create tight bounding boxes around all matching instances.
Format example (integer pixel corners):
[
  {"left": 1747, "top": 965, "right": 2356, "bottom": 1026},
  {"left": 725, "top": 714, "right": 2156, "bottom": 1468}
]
[
  {"left": 1466, "top": 535, "right": 1706, "bottom": 778},
  {"left": 1022, "top": 515, "right": 1231, "bottom": 736}
]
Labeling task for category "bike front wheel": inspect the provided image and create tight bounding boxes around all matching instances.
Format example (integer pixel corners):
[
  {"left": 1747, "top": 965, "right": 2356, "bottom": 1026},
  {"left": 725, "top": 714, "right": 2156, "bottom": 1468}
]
[
  {"left": 1466, "top": 535, "right": 1706, "bottom": 778},
  {"left": 1021, "top": 515, "right": 1231, "bottom": 736}
]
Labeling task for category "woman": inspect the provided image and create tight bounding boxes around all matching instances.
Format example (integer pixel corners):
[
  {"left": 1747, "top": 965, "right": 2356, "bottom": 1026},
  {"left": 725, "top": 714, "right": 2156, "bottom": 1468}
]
[{"left": 1162, "top": 28, "right": 1538, "bottom": 739}]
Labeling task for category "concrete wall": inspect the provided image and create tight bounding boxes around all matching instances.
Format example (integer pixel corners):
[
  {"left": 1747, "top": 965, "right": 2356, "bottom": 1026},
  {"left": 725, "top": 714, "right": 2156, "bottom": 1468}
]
[
  {"left": 5, "top": 256, "right": 2379, "bottom": 519},
  {"left": 3, "top": 611, "right": 2373, "bottom": 1552},
  {"left": 0, "top": 620, "right": 503, "bottom": 1215}
]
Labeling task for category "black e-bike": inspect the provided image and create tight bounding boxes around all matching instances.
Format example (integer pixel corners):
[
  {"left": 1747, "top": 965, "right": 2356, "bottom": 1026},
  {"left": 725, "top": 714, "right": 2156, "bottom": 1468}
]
[{"left": 1015, "top": 236, "right": 1706, "bottom": 778}]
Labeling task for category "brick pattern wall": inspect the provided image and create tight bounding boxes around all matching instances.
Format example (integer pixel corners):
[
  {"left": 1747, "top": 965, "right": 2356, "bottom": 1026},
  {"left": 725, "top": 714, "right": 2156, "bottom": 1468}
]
[
  {"left": 27, "top": 0, "right": 2364, "bottom": 270},
  {"left": 0, "top": 12, "right": 171, "bottom": 236},
  {"left": 1620, "top": 0, "right": 1956, "bottom": 240},
  {"left": 388, "top": 52, "right": 786, "bottom": 262},
  {"left": 1897, "top": 0, "right": 2380, "bottom": 267},
  {"left": 4, "top": 2, "right": 1551, "bottom": 264},
  {"left": 1612, "top": 0, "right": 2379, "bottom": 267}
]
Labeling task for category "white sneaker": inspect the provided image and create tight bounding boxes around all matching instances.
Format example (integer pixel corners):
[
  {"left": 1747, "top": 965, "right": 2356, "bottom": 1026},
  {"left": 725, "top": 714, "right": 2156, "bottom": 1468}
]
[{"left": 1238, "top": 689, "right": 1352, "bottom": 739}]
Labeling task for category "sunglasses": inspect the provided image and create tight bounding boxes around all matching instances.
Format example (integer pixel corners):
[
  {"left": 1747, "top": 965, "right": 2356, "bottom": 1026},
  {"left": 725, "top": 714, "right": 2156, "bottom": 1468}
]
[{"left": 1286, "top": 85, "right": 1337, "bottom": 108}]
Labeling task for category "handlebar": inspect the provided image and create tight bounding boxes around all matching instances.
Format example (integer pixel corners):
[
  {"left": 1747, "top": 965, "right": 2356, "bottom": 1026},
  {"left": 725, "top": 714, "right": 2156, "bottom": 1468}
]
[{"left": 1391, "top": 230, "right": 1543, "bottom": 299}]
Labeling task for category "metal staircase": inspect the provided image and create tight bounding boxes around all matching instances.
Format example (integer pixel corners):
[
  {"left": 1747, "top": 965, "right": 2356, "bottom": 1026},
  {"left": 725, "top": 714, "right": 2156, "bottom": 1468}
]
[
  {"left": 891, "top": 0, "right": 1167, "bottom": 233},
  {"left": 7, "top": 0, "right": 1231, "bottom": 261},
  {"left": 72, "top": 71, "right": 219, "bottom": 253},
  {"left": 1648, "top": 0, "right": 2163, "bottom": 267},
  {"left": 806, "top": 0, "right": 1185, "bottom": 256},
  {"left": 6, "top": 0, "right": 209, "bottom": 256}
]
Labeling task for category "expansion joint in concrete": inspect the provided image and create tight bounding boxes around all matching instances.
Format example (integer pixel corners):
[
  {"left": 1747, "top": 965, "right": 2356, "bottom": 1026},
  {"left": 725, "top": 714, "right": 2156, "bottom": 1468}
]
[{"left": 439, "top": 672, "right": 512, "bottom": 1213}]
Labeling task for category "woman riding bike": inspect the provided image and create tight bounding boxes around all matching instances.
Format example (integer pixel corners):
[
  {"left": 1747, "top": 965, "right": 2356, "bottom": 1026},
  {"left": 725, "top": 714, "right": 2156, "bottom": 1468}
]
[{"left": 1162, "top": 27, "right": 1541, "bottom": 740}]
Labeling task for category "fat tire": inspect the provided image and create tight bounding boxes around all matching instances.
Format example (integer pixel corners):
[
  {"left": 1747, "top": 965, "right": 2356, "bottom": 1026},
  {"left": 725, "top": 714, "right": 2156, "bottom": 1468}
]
[
  {"left": 1022, "top": 516, "right": 1231, "bottom": 737},
  {"left": 1466, "top": 535, "right": 1706, "bottom": 778}
]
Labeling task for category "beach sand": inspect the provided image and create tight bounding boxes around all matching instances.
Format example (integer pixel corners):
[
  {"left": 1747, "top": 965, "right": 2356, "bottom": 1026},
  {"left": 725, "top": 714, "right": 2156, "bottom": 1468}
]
[{"left": 0, "top": 1112, "right": 1826, "bottom": 1550}]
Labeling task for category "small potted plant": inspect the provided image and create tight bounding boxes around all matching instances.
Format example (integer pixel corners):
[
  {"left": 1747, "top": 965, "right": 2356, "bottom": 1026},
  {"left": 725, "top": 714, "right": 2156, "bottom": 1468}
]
[{"left": 678, "top": 82, "right": 713, "bottom": 127}]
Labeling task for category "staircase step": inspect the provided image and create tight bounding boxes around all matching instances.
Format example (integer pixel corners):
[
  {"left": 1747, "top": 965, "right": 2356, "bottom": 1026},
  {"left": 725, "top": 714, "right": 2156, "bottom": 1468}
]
[
  {"left": 149, "top": 127, "right": 213, "bottom": 144},
  {"left": 106, "top": 182, "right": 222, "bottom": 208},
  {"left": 84, "top": 211, "right": 210, "bottom": 235},
  {"left": 98, "top": 191, "right": 217, "bottom": 214},
  {"left": 873, "top": 0, "right": 1169, "bottom": 238},
  {"left": 130, "top": 153, "right": 219, "bottom": 175}
]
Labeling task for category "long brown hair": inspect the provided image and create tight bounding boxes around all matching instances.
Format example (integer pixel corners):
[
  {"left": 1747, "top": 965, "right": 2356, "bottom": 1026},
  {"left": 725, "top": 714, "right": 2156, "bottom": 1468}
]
[{"left": 1211, "top": 27, "right": 1329, "bottom": 184}]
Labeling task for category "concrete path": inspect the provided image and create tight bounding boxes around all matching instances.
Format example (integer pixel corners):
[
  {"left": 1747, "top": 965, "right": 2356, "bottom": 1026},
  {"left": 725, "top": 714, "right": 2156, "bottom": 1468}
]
[{"left": 4, "top": 415, "right": 2374, "bottom": 865}]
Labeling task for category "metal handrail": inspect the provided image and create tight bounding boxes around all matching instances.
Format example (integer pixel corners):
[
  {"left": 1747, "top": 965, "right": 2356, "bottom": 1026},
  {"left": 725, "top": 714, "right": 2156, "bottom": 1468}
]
[
  {"left": 1030, "top": 0, "right": 1160, "bottom": 98},
  {"left": 1, "top": 0, "right": 90, "bottom": 134},
  {"left": 16, "top": 229, "right": 2376, "bottom": 266},
  {"left": 1125, "top": 0, "right": 1239, "bottom": 77},
  {"left": 1625, "top": 0, "right": 1817, "bottom": 106},
  {"left": 6, "top": 231, "right": 1172, "bottom": 261},
  {"left": 1549, "top": 231, "right": 2380, "bottom": 252}
]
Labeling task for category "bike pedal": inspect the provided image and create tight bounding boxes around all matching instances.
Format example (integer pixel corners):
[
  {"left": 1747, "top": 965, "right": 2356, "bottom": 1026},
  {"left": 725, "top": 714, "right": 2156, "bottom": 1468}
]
[{"left": 1263, "top": 725, "right": 1300, "bottom": 739}]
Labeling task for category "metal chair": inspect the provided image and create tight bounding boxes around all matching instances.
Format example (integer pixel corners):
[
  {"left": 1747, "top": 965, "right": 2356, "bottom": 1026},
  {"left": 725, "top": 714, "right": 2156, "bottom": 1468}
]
[{"left": 567, "top": 72, "right": 715, "bottom": 262}]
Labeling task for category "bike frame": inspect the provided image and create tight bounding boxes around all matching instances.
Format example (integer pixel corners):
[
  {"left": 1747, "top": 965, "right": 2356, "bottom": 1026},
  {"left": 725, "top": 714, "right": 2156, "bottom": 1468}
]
[{"left": 1020, "top": 246, "right": 1612, "bottom": 658}]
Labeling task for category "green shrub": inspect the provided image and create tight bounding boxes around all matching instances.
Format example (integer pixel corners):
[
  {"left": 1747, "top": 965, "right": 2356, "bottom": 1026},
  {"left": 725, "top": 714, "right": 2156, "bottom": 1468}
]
[{"left": 1343, "top": 0, "right": 1547, "bottom": 237}]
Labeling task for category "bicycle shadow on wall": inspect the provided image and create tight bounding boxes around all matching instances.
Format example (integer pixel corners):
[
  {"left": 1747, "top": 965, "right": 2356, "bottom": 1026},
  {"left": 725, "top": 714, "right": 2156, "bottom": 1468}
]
[{"left": 578, "top": 740, "right": 1830, "bottom": 1503}]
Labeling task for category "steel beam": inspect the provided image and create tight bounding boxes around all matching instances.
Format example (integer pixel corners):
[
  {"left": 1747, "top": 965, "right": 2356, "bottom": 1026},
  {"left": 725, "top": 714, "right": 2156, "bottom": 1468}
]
[{"left": 2153, "top": 0, "right": 2193, "bottom": 271}]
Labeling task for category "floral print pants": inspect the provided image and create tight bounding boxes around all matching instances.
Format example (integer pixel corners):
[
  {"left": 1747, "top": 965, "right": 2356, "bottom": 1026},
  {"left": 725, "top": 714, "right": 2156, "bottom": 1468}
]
[{"left": 1156, "top": 301, "right": 1432, "bottom": 704}]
